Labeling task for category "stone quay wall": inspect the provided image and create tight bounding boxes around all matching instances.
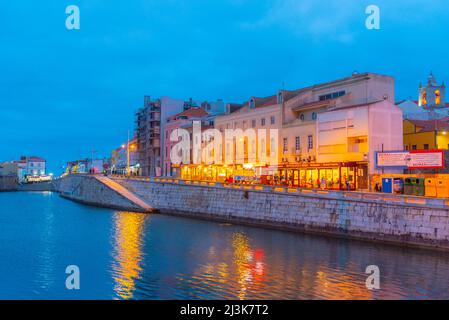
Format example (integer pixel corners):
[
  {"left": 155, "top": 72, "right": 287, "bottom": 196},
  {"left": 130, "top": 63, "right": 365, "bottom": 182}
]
[
  {"left": 0, "top": 176, "right": 18, "bottom": 191},
  {"left": 114, "top": 177, "right": 449, "bottom": 250},
  {"left": 17, "top": 181, "right": 57, "bottom": 192},
  {"left": 56, "top": 175, "right": 145, "bottom": 212},
  {"left": 56, "top": 175, "right": 449, "bottom": 250}
]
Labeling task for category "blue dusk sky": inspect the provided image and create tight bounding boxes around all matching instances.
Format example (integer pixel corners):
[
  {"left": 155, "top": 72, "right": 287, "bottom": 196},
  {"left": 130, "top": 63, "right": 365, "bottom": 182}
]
[{"left": 1, "top": 0, "right": 449, "bottom": 173}]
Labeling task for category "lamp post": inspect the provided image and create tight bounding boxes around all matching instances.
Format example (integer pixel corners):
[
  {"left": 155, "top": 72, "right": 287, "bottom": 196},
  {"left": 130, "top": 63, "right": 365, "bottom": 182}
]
[{"left": 127, "top": 131, "right": 130, "bottom": 177}]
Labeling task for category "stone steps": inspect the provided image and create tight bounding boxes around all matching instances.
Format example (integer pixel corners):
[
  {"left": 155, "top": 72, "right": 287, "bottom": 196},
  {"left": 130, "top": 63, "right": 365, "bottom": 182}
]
[{"left": 95, "top": 176, "right": 153, "bottom": 212}]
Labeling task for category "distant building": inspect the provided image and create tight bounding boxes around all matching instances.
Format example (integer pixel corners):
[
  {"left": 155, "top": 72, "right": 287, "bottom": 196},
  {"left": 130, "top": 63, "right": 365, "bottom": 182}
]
[
  {"left": 0, "top": 162, "right": 18, "bottom": 177},
  {"left": 111, "top": 139, "right": 138, "bottom": 175},
  {"left": 66, "top": 159, "right": 89, "bottom": 174},
  {"left": 89, "top": 158, "right": 108, "bottom": 174},
  {"left": 397, "top": 72, "right": 449, "bottom": 120},
  {"left": 13, "top": 160, "right": 27, "bottom": 182},
  {"left": 403, "top": 119, "right": 449, "bottom": 151},
  {"left": 19, "top": 156, "right": 46, "bottom": 177}
]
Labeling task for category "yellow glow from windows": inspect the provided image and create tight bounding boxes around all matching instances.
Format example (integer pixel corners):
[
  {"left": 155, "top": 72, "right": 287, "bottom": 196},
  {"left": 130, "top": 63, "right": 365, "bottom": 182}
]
[{"left": 435, "top": 90, "right": 441, "bottom": 105}]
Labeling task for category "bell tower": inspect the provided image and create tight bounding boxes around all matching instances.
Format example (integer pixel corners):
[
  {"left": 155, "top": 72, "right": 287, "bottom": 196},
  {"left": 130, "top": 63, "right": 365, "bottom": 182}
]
[{"left": 418, "top": 72, "right": 445, "bottom": 108}]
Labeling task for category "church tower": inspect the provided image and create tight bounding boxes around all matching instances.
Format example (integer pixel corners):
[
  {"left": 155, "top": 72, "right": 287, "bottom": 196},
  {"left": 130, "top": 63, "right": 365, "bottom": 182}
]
[{"left": 418, "top": 72, "right": 445, "bottom": 108}]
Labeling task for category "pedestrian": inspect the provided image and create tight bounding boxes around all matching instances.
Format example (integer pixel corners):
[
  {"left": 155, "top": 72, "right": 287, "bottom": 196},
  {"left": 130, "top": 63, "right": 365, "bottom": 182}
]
[{"left": 321, "top": 177, "right": 326, "bottom": 190}]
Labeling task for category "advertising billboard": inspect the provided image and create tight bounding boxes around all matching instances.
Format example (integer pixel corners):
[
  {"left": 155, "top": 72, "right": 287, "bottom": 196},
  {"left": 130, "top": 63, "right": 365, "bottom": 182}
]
[{"left": 376, "top": 150, "right": 444, "bottom": 169}]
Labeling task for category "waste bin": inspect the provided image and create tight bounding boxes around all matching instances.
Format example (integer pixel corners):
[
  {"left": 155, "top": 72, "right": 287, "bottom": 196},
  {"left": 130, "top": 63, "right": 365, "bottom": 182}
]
[
  {"left": 414, "top": 178, "right": 425, "bottom": 197},
  {"left": 382, "top": 178, "right": 393, "bottom": 194},
  {"left": 393, "top": 178, "right": 404, "bottom": 194},
  {"left": 425, "top": 178, "right": 437, "bottom": 197},
  {"left": 436, "top": 179, "right": 449, "bottom": 198},
  {"left": 404, "top": 178, "right": 414, "bottom": 195}
]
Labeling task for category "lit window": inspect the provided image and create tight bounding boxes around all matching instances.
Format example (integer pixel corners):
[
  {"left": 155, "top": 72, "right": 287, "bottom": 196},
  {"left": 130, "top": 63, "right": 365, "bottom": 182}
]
[
  {"left": 435, "top": 90, "right": 441, "bottom": 105},
  {"left": 283, "top": 138, "right": 288, "bottom": 153},
  {"left": 295, "top": 136, "right": 301, "bottom": 151},
  {"left": 422, "top": 92, "right": 427, "bottom": 106},
  {"left": 308, "top": 135, "right": 313, "bottom": 150}
]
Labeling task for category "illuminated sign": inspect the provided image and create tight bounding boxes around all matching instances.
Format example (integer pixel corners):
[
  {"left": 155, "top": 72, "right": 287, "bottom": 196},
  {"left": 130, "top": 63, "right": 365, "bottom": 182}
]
[{"left": 376, "top": 150, "right": 444, "bottom": 169}]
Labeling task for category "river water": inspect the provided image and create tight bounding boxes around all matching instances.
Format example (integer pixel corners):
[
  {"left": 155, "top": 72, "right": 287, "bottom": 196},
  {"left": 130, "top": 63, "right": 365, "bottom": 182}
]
[{"left": 0, "top": 192, "right": 448, "bottom": 299}]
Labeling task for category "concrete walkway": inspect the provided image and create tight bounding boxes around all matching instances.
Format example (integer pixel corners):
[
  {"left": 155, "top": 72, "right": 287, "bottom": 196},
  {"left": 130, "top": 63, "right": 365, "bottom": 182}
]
[{"left": 95, "top": 176, "right": 154, "bottom": 212}]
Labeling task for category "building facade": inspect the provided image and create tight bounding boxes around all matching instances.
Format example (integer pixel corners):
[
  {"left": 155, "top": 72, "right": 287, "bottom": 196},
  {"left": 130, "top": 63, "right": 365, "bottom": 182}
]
[
  {"left": 397, "top": 72, "right": 449, "bottom": 120},
  {"left": 179, "top": 72, "right": 403, "bottom": 190},
  {"left": 136, "top": 95, "right": 225, "bottom": 177},
  {"left": 163, "top": 107, "right": 209, "bottom": 177},
  {"left": 136, "top": 96, "right": 162, "bottom": 177},
  {"left": 403, "top": 119, "right": 449, "bottom": 151},
  {"left": 0, "top": 162, "right": 18, "bottom": 177},
  {"left": 21, "top": 156, "right": 46, "bottom": 177}
]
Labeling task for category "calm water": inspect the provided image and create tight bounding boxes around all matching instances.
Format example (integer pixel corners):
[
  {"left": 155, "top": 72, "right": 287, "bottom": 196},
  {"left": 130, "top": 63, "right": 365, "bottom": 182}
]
[{"left": 0, "top": 192, "right": 448, "bottom": 300}]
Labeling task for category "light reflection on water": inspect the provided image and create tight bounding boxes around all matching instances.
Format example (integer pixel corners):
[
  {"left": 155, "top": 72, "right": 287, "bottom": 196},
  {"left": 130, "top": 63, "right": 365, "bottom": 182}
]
[
  {"left": 108, "top": 212, "right": 449, "bottom": 300},
  {"left": 110, "top": 212, "right": 146, "bottom": 299},
  {"left": 1, "top": 192, "right": 449, "bottom": 299}
]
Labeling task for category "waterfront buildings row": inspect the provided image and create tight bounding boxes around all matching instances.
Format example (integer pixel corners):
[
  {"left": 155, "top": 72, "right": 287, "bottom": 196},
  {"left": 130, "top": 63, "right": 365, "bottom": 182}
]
[
  {"left": 65, "top": 158, "right": 110, "bottom": 175},
  {"left": 130, "top": 71, "right": 449, "bottom": 190},
  {"left": 0, "top": 156, "right": 47, "bottom": 182}
]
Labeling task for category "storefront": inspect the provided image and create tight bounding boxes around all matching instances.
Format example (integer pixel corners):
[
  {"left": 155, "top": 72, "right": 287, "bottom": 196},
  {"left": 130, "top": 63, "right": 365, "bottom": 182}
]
[
  {"left": 276, "top": 162, "right": 368, "bottom": 190},
  {"left": 181, "top": 165, "right": 234, "bottom": 182},
  {"left": 180, "top": 162, "right": 369, "bottom": 190},
  {"left": 180, "top": 164, "right": 259, "bottom": 182}
]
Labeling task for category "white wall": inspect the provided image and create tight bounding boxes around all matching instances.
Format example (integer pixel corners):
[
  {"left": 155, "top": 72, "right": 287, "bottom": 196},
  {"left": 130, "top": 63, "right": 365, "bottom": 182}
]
[{"left": 316, "top": 100, "right": 404, "bottom": 173}]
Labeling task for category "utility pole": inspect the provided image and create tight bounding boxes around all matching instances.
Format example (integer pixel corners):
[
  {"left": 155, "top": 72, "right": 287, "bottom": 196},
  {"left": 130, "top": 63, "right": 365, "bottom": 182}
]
[{"left": 434, "top": 119, "right": 438, "bottom": 149}]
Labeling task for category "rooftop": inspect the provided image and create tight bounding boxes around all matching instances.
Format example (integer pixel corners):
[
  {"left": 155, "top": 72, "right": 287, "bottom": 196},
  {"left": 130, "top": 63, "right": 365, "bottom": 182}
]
[{"left": 406, "top": 119, "right": 449, "bottom": 132}]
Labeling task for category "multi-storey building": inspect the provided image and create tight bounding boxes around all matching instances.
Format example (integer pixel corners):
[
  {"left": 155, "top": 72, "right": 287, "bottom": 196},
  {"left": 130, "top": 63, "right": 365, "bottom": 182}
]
[
  {"left": 163, "top": 107, "right": 209, "bottom": 177},
  {"left": 279, "top": 72, "right": 401, "bottom": 190},
  {"left": 135, "top": 96, "right": 162, "bottom": 176},
  {"left": 180, "top": 72, "right": 403, "bottom": 190},
  {"left": 18, "top": 156, "right": 46, "bottom": 177},
  {"left": 136, "top": 96, "right": 225, "bottom": 177}
]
